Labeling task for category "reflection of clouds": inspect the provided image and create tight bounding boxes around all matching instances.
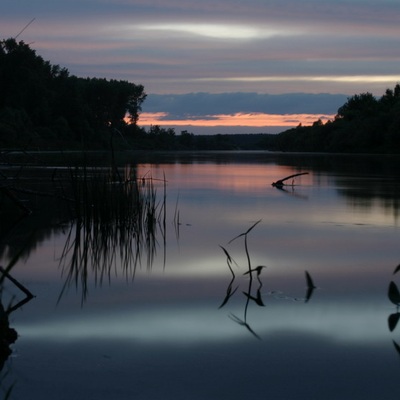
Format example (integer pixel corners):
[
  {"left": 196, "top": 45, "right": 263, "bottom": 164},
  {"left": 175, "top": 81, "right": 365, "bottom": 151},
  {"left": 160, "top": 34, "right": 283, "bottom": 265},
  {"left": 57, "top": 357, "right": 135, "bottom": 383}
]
[
  {"left": 17, "top": 301, "right": 387, "bottom": 344},
  {"left": 138, "top": 163, "right": 299, "bottom": 193},
  {"left": 143, "top": 162, "right": 396, "bottom": 231},
  {"left": 10, "top": 158, "right": 400, "bottom": 355}
]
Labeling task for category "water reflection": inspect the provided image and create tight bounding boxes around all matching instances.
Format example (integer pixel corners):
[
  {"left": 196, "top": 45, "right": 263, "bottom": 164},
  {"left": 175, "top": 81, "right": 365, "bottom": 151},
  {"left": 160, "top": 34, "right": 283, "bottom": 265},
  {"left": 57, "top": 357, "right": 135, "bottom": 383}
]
[
  {"left": 219, "top": 220, "right": 318, "bottom": 340},
  {"left": 387, "top": 265, "right": 400, "bottom": 360},
  {"left": 2, "top": 152, "right": 399, "bottom": 268},
  {"left": 0, "top": 263, "right": 34, "bottom": 398},
  {"left": 272, "top": 183, "right": 309, "bottom": 200},
  {"left": 2, "top": 152, "right": 400, "bottom": 399},
  {"left": 57, "top": 171, "right": 166, "bottom": 304},
  {"left": 0, "top": 299, "right": 17, "bottom": 373},
  {"left": 165, "top": 152, "right": 400, "bottom": 219}
]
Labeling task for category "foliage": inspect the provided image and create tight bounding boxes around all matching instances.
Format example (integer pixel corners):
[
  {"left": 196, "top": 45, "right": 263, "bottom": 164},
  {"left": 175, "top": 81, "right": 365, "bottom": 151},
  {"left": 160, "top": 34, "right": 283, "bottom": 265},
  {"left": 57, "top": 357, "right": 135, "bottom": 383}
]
[
  {"left": 2, "top": 38, "right": 399, "bottom": 153},
  {"left": 0, "top": 38, "right": 146, "bottom": 149},
  {"left": 260, "top": 84, "right": 400, "bottom": 154}
]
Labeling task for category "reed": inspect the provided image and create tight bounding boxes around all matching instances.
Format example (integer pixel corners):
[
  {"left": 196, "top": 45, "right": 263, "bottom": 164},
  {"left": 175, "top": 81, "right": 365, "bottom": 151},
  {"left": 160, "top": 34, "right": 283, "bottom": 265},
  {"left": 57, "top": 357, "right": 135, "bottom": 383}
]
[
  {"left": 0, "top": 368, "right": 15, "bottom": 400},
  {"left": 228, "top": 219, "right": 261, "bottom": 277},
  {"left": 220, "top": 220, "right": 264, "bottom": 339},
  {"left": 58, "top": 165, "right": 166, "bottom": 303},
  {"left": 220, "top": 220, "right": 318, "bottom": 339}
]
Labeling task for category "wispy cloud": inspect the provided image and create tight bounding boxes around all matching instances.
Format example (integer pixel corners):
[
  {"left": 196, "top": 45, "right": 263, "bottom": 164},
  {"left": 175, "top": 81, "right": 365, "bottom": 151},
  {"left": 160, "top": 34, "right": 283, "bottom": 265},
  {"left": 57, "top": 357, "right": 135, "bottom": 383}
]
[
  {"left": 2, "top": 0, "right": 400, "bottom": 132},
  {"left": 137, "top": 23, "right": 300, "bottom": 40}
]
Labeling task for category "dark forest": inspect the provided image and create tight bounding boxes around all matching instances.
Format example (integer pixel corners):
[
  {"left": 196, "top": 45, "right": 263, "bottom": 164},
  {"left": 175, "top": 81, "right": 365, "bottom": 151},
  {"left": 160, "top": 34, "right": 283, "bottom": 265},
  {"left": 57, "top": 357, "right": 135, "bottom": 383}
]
[{"left": 1, "top": 38, "right": 400, "bottom": 153}]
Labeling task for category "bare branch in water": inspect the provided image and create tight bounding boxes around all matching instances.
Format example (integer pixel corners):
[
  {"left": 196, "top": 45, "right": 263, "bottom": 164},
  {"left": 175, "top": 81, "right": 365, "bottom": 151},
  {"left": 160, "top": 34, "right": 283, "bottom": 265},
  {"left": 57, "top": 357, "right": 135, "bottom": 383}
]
[{"left": 272, "top": 172, "right": 309, "bottom": 187}]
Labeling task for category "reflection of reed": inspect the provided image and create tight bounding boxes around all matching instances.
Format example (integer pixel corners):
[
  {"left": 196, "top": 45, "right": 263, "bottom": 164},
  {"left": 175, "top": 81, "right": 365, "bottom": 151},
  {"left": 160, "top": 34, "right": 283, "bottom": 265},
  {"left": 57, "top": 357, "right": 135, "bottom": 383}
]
[
  {"left": 244, "top": 265, "right": 266, "bottom": 285},
  {"left": 243, "top": 288, "right": 265, "bottom": 307},
  {"left": 228, "top": 313, "right": 261, "bottom": 340},
  {"left": 388, "top": 281, "right": 400, "bottom": 308},
  {"left": 393, "top": 264, "right": 400, "bottom": 275},
  {"left": 392, "top": 340, "right": 400, "bottom": 357},
  {"left": 58, "top": 167, "right": 166, "bottom": 304},
  {"left": 388, "top": 279, "right": 400, "bottom": 333},
  {"left": 0, "top": 221, "right": 35, "bottom": 396},
  {"left": 218, "top": 277, "right": 238, "bottom": 309},
  {"left": 0, "top": 254, "right": 34, "bottom": 395},
  {"left": 386, "top": 265, "right": 400, "bottom": 359},
  {"left": 388, "top": 312, "right": 400, "bottom": 332},
  {"left": 305, "top": 271, "right": 316, "bottom": 303},
  {"left": 219, "top": 221, "right": 319, "bottom": 339},
  {"left": 218, "top": 245, "right": 239, "bottom": 309},
  {"left": 229, "top": 277, "right": 264, "bottom": 340},
  {"left": 220, "top": 221, "right": 265, "bottom": 339}
]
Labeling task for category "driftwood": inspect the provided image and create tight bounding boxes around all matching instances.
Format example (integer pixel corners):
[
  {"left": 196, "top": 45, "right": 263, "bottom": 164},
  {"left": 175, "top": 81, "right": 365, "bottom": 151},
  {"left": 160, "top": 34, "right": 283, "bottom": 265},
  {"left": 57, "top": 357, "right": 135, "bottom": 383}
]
[{"left": 272, "top": 172, "right": 309, "bottom": 188}]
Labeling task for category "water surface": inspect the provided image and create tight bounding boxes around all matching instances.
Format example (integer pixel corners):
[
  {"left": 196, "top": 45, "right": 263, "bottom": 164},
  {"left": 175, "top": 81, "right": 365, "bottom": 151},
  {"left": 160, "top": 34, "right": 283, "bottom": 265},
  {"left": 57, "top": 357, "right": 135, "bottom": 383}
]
[{"left": 1, "top": 152, "right": 400, "bottom": 400}]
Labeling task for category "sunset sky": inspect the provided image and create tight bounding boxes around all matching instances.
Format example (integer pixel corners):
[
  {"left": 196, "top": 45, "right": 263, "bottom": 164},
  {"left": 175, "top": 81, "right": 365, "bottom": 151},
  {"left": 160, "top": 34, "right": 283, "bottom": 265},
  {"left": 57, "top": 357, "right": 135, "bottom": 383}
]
[{"left": 2, "top": 0, "right": 400, "bottom": 133}]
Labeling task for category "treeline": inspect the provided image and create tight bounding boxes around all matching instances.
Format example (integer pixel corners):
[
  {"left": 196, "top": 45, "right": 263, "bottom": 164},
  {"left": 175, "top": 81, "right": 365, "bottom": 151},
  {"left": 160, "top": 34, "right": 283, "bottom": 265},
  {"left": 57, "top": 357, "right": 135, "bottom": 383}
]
[
  {"left": 260, "top": 86, "right": 400, "bottom": 153},
  {"left": 2, "top": 38, "right": 400, "bottom": 153},
  {"left": 136, "top": 129, "right": 268, "bottom": 151},
  {"left": 0, "top": 38, "right": 146, "bottom": 149},
  {"left": 0, "top": 38, "right": 256, "bottom": 151}
]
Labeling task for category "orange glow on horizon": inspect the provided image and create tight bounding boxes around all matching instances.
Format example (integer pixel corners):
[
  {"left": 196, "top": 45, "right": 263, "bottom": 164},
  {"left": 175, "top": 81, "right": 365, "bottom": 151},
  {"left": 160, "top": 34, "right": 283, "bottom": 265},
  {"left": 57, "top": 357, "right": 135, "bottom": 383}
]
[{"left": 138, "top": 112, "right": 334, "bottom": 128}]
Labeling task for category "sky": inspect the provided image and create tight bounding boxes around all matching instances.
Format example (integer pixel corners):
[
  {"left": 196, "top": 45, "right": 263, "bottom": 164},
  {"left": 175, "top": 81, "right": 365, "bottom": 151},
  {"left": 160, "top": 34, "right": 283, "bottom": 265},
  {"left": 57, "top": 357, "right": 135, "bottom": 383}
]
[{"left": 2, "top": 0, "right": 400, "bottom": 134}]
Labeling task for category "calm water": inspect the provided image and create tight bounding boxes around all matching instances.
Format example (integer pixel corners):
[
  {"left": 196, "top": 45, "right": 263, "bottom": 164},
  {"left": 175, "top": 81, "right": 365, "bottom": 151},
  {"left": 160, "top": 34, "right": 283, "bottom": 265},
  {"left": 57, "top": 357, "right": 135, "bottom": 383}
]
[{"left": 1, "top": 151, "right": 400, "bottom": 399}]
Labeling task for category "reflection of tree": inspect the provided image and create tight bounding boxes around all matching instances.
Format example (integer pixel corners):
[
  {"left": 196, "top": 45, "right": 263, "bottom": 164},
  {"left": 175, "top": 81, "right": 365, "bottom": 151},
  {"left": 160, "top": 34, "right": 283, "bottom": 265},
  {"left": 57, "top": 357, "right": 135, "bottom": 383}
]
[
  {"left": 0, "top": 268, "right": 33, "bottom": 399},
  {"left": 337, "top": 178, "right": 400, "bottom": 222},
  {"left": 274, "top": 153, "right": 400, "bottom": 219},
  {"left": 0, "top": 163, "right": 36, "bottom": 395},
  {"left": 0, "top": 263, "right": 34, "bottom": 375},
  {"left": 1, "top": 159, "right": 167, "bottom": 305},
  {"left": 0, "top": 301, "right": 18, "bottom": 372},
  {"left": 0, "top": 161, "right": 72, "bottom": 264}
]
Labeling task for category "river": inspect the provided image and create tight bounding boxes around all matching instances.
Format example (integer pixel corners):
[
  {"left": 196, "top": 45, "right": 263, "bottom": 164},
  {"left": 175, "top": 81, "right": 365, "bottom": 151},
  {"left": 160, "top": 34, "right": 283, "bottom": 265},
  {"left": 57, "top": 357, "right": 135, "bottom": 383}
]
[{"left": 1, "top": 151, "right": 400, "bottom": 399}]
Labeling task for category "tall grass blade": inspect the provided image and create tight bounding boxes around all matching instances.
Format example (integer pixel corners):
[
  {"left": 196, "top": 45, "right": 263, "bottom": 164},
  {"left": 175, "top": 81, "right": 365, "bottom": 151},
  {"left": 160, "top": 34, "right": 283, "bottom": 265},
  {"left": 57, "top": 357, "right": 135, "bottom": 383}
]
[
  {"left": 57, "top": 165, "right": 166, "bottom": 303},
  {"left": 228, "top": 219, "right": 262, "bottom": 244},
  {"left": 219, "top": 245, "right": 237, "bottom": 277}
]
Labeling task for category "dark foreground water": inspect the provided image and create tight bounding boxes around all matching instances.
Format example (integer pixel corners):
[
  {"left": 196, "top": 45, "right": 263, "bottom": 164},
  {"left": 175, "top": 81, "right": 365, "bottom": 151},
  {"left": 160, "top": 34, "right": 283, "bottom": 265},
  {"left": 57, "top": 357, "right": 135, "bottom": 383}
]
[{"left": 1, "top": 151, "right": 400, "bottom": 399}]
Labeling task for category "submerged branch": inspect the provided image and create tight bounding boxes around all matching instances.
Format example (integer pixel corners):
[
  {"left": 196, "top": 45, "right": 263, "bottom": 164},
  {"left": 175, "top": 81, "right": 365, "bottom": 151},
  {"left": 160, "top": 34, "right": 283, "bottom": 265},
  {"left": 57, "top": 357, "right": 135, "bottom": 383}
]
[{"left": 272, "top": 172, "right": 309, "bottom": 187}]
